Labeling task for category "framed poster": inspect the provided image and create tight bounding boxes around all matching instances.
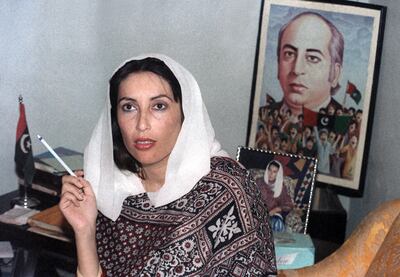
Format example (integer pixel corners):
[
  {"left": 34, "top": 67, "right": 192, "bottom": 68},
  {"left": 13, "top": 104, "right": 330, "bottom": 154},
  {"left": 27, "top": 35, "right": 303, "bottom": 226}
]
[
  {"left": 247, "top": 0, "right": 386, "bottom": 196},
  {"left": 236, "top": 146, "right": 317, "bottom": 234}
]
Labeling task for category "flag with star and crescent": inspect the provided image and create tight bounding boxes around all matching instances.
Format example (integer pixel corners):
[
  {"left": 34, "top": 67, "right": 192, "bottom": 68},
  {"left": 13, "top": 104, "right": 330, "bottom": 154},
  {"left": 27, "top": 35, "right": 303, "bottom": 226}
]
[
  {"left": 14, "top": 96, "right": 35, "bottom": 186},
  {"left": 303, "top": 107, "right": 352, "bottom": 134}
]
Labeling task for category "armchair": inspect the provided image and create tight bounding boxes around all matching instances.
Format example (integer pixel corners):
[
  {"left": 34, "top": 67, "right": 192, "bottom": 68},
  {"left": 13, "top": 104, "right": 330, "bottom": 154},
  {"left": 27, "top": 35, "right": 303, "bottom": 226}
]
[{"left": 278, "top": 198, "right": 400, "bottom": 277}]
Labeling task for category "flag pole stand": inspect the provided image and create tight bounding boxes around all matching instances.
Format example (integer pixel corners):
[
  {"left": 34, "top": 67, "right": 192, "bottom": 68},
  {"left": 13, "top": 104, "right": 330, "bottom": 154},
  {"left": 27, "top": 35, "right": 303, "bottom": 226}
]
[
  {"left": 13, "top": 95, "right": 40, "bottom": 208},
  {"left": 12, "top": 182, "right": 40, "bottom": 208}
]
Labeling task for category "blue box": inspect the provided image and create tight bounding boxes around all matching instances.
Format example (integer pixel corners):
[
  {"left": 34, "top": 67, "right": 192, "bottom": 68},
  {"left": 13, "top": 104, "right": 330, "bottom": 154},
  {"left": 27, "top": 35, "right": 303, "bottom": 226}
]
[{"left": 273, "top": 232, "right": 315, "bottom": 270}]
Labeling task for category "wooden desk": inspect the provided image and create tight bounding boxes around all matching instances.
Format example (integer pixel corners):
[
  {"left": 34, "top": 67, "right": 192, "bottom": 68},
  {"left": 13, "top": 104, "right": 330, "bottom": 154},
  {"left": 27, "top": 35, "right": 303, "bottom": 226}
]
[{"left": 0, "top": 189, "right": 76, "bottom": 276}]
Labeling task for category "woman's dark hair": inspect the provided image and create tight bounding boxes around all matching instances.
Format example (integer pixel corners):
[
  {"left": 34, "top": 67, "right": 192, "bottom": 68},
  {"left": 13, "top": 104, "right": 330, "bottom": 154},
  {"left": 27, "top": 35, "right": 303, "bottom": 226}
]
[
  {"left": 268, "top": 160, "right": 280, "bottom": 170},
  {"left": 109, "top": 57, "right": 182, "bottom": 177}
]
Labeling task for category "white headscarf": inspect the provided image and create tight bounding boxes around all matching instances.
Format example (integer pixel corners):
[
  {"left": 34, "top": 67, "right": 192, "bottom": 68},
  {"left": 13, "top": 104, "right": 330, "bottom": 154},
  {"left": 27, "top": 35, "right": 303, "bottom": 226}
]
[
  {"left": 84, "top": 54, "right": 228, "bottom": 221},
  {"left": 264, "top": 160, "right": 283, "bottom": 198}
]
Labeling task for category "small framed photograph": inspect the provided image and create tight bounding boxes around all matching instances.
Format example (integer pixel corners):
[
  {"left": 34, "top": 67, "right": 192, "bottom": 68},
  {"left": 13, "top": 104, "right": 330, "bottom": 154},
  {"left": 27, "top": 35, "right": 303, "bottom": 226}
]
[
  {"left": 236, "top": 146, "right": 317, "bottom": 234},
  {"left": 246, "top": 0, "right": 386, "bottom": 196}
]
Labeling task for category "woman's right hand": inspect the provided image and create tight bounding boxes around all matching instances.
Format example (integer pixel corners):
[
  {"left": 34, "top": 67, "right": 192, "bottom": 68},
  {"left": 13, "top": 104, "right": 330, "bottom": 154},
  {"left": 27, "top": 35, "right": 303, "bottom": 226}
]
[
  {"left": 59, "top": 171, "right": 98, "bottom": 235},
  {"left": 61, "top": 172, "right": 101, "bottom": 276}
]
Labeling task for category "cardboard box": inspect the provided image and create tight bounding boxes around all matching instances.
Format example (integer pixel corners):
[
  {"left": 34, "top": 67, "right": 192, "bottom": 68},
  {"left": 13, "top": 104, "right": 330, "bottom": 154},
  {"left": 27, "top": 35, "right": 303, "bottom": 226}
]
[{"left": 274, "top": 231, "right": 315, "bottom": 270}]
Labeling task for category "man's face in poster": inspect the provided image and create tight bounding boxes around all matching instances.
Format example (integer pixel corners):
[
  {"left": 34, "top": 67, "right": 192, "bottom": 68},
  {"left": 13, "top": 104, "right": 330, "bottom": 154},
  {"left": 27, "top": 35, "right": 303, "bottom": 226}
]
[{"left": 277, "top": 14, "right": 342, "bottom": 113}]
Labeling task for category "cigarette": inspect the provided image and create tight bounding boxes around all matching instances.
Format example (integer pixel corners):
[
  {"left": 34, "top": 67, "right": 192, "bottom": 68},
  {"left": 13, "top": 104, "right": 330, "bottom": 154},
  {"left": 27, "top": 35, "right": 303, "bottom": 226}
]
[{"left": 36, "top": 135, "right": 77, "bottom": 177}]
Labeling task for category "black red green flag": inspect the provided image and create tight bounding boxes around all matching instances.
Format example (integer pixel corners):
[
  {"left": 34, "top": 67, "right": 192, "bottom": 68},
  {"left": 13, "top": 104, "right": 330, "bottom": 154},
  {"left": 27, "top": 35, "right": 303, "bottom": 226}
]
[
  {"left": 318, "top": 114, "right": 335, "bottom": 131},
  {"left": 14, "top": 96, "right": 35, "bottom": 186},
  {"left": 346, "top": 81, "right": 362, "bottom": 104},
  {"left": 303, "top": 107, "right": 335, "bottom": 131}
]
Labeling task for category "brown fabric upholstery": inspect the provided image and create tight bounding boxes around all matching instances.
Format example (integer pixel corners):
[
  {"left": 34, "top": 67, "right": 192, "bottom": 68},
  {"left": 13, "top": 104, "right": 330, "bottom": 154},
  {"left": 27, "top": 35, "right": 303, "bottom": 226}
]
[
  {"left": 365, "top": 211, "right": 400, "bottom": 277},
  {"left": 278, "top": 199, "right": 400, "bottom": 277}
]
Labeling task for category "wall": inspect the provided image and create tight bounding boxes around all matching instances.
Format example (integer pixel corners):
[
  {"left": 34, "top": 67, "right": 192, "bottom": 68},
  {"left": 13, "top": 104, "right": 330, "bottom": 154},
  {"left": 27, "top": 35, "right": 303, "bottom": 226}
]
[
  {"left": 346, "top": 0, "right": 400, "bottom": 235},
  {"left": 0, "top": 0, "right": 261, "bottom": 195}
]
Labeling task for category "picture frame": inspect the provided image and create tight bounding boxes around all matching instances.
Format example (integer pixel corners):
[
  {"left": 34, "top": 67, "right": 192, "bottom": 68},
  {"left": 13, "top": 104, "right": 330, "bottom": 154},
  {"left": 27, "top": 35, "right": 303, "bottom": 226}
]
[
  {"left": 236, "top": 146, "right": 317, "bottom": 234},
  {"left": 246, "top": 0, "right": 386, "bottom": 196}
]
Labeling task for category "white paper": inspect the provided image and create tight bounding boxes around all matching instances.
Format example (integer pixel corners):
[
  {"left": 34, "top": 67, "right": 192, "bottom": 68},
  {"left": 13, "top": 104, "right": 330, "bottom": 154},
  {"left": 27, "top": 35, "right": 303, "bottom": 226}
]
[{"left": 0, "top": 205, "right": 39, "bottom": 225}]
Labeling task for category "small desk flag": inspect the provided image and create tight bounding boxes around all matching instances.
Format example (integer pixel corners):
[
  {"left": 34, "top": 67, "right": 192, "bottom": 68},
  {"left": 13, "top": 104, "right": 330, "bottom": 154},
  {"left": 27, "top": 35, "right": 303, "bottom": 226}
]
[{"left": 14, "top": 96, "right": 35, "bottom": 186}]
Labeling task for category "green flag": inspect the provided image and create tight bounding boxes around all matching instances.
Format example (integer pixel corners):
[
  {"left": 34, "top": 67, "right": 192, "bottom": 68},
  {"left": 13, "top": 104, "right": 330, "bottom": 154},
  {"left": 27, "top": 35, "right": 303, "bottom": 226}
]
[{"left": 334, "top": 115, "right": 353, "bottom": 134}]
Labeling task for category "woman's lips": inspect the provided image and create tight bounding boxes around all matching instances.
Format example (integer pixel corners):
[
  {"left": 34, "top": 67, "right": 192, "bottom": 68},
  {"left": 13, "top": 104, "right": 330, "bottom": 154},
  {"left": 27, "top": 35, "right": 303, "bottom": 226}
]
[{"left": 134, "top": 139, "right": 155, "bottom": 150}]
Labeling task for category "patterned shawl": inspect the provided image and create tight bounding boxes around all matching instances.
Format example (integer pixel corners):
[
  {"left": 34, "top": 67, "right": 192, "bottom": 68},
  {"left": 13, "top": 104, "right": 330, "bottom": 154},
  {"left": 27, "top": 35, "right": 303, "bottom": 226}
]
[{"left": 96, "top": 157, "right": 277, "bottom": 276}]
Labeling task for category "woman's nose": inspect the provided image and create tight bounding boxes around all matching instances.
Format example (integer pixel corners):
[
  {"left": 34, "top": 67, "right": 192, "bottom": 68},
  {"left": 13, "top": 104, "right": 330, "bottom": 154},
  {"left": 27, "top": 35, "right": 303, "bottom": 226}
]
[{"left": 136, "top": 111, "right": 151, "bottom": 132}]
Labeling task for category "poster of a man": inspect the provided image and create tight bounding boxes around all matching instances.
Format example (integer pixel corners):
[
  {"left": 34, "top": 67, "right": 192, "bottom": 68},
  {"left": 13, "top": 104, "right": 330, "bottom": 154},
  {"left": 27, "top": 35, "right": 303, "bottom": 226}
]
[{"left": 248, "top": 0, "right": 385, "bottom": 194}]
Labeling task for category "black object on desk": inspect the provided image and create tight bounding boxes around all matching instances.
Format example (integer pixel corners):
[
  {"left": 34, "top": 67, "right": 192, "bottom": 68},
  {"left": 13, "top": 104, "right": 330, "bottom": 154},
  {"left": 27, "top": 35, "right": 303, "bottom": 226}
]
[
  {"left": 308, "top": 186, "right": 347, "bottom": 262},
  {"left": 0, "top": 188, "right": 76, "bottom": 276}
]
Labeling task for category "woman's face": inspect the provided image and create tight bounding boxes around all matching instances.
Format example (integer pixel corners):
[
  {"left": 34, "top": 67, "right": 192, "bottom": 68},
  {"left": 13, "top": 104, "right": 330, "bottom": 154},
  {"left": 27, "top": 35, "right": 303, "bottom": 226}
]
[
  {"left": 267, "top": 164, "right": 279, "bottom": 184},
  {"left": 117, "top": 71, "right": 182, "bottom": 173}
]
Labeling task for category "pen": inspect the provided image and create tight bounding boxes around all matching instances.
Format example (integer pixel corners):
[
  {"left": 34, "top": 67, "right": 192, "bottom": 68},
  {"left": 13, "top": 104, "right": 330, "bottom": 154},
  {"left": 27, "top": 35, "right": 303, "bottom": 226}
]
[{"left": 37, "top": 135, "right": 77, "bottom": 177}]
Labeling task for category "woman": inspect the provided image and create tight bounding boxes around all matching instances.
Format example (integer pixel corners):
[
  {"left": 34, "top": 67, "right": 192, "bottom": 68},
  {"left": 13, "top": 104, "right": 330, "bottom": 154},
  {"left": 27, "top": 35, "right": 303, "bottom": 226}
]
[
  {"left": 257, "top": 160, "right": 294, "bottom": 218},
  {"left": 60, "top": 54, "right": 277, "bottom": 276}
]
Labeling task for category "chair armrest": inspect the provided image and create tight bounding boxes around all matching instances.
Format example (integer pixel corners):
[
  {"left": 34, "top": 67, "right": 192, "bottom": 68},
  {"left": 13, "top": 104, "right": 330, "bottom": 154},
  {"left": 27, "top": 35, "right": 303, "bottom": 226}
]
[{"left": 278, "top": 199, "right": 400, "bottom": 277}]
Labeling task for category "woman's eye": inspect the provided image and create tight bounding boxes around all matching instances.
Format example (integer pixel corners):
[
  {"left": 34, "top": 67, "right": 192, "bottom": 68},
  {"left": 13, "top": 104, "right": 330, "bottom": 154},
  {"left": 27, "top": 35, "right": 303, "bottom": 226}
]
[
  {"left": 153, "top": 103, "right": 167, "bottom": 111},
  {"left": 122, "top": 103, "right": 136, "bottom": 112}
]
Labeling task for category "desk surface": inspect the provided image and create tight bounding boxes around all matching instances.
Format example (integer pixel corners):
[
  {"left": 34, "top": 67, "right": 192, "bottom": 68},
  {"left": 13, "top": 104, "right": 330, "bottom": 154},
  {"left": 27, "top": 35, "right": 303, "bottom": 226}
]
[{"left": 0, "top": 189, "right": 77, "bottom": 274}]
